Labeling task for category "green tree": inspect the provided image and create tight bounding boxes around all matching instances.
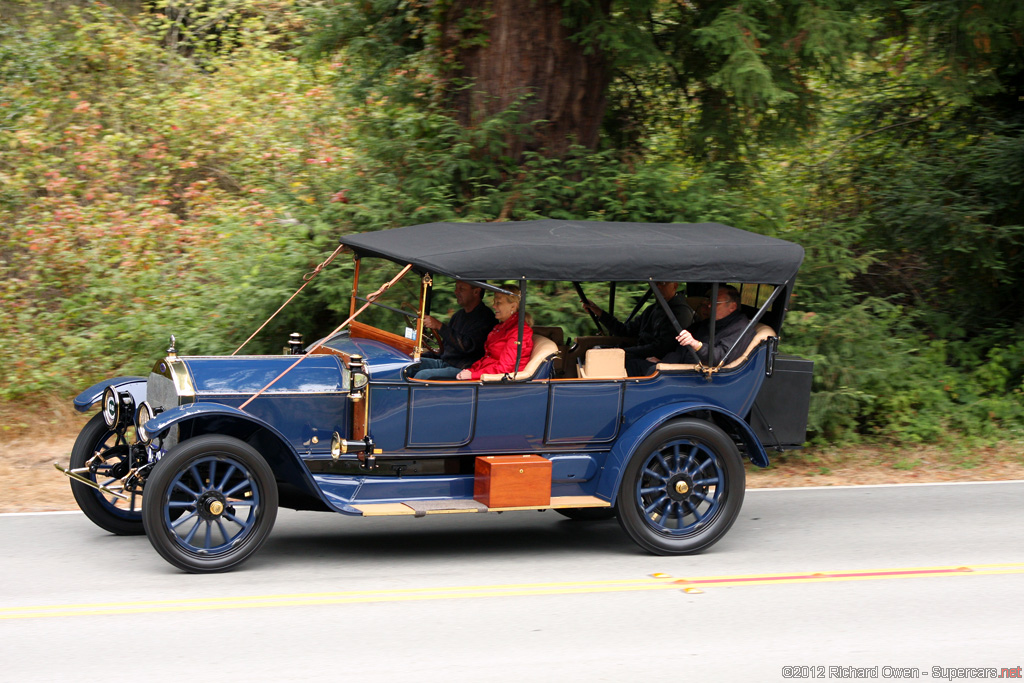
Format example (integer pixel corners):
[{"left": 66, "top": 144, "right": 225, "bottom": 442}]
[
  {"left": 305, "top": 0, "right": 863, "bottom": 164},
  {"left": 802, "top": 0, "right": 1024, "bottom": 331}
]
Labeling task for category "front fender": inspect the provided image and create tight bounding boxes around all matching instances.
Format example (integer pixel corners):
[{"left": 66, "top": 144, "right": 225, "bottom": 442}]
[
  {"left": 144, "top": 402, "right": 263, "bottom": 437},
  {"left": 73, "top": 376, "right": 147, "bottom": 413},
  {"left": 144, "top": 403, "right": 335, "bottom": 513},
  {"left": 595, "top": 403, "right": 770, "bottom": 503}
]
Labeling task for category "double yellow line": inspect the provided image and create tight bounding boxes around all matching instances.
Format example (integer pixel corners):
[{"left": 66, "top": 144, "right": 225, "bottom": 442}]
[{"left": 4, "top": 563, "right": 1023, "bottom": 620}]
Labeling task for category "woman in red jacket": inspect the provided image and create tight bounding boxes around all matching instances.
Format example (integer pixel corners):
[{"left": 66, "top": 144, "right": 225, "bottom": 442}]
[{"left": 456, "top": 285, "right": 534, "bottom": 380}]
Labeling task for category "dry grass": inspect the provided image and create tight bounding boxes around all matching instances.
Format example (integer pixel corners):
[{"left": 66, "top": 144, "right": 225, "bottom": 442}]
[
  {"left": 2, "top": 399, "right": 1022, "bottom": 512},
  {"left": 1, "top": 398, "right": 91, "bottom": 513},
  {"left": 746, "top": 442, "right": 1024, "bottom": 488}
]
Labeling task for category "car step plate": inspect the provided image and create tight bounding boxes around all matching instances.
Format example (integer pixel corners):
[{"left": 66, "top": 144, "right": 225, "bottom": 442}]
[{"left": 353, "top": 495, "right": 611, "bottom": 517}]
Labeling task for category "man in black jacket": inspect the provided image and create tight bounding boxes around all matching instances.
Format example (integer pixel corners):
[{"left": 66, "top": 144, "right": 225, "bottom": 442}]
[
  {"left": 410, "top": 281, "right": 497, "bottom": 379},
  {"left": 626, "top": 286, "right": 754, "bottom": 375},
  {"left": 583, "top": 281, "right": 693, "bottom": 362}
]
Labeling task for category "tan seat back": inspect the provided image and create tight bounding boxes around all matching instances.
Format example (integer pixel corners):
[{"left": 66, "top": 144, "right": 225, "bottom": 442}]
[
  {"left": 655, "top": 323, "right": 776, "bottom": 373},
  {"left": 562, "top": 335, "right": 636, "bottom": 378},
  {"left": 479, "top": 334, "right": 558, "bottom": 381},
  {"left": 722, "top": 323, "right": 776, "bottom": 368},
  {"left": 532, "top": 326, "right": 564, "bottom": 347},
  {"left": 578, "top": 347, "right": 627, "bottom": 379}
]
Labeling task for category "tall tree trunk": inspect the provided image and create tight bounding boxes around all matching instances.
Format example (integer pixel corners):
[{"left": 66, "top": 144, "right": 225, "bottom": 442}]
[{"left": 439, "top": 0, "right": 611, "bottom": 160}]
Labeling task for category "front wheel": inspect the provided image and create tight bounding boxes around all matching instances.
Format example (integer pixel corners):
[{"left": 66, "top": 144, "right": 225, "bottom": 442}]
[
  {"left": 617, "top": 418, "right": 745, "bottom": 555},
  {"left": 69, "top": 413, "right": 144, "bottom": 535},
  {"left": 142, "top": 435, "right": 278, "bottom": 573}
]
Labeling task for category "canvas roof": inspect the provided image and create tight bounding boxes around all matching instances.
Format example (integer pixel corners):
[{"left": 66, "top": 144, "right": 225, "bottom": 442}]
[{"left": 340, "top": 220, "right": 804, "bottom": 285}]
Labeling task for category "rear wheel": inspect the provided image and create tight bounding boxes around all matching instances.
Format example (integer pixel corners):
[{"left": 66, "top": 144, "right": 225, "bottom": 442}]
[
  {"left": 69, "top": 413, "right": 144, "bottom": 535},
  {"left": 617, "top": 418, "right": 744, "bottom": 555},
  {"left": 142, "top": 435, "right": 278, "bottom": 573}
]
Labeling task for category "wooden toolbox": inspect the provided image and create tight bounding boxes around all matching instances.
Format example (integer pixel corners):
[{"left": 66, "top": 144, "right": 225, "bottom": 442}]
[{"left": 473, "top": 455, "right": 552, "bottom": 508}]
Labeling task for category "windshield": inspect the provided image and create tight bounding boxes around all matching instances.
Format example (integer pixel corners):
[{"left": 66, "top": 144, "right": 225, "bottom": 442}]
[{"left": 350, "top": 258, "right": 424, "bottom": 338}]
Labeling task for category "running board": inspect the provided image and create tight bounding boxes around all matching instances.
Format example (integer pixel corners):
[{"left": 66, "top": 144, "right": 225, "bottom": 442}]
[{"left": 353, "top": 495, "right": 611, "bottom": 517}]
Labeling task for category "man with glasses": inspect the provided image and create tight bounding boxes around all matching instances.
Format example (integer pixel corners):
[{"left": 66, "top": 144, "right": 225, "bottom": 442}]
[
  {"left": 582, "top": 281, "right": 693, "bottom": 363},
  {"left": 626, "top": 285, "right": 754, "bottom": 375}
]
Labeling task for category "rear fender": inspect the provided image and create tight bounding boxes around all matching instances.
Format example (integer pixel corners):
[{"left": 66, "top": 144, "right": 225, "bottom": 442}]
[
  {"left": 595, "top": 403, "right": 770, "bottom": 503},
  {"left": 144, "top": 403, "right": 332, "bottom": 512},
  {"left": 73, "top": 376, "right": 147, "bottom": 413}
]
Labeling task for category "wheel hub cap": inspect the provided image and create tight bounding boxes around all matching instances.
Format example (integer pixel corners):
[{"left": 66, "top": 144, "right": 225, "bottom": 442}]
[
  {"left": 666, "top": 474, "right": 695, "bottom": 502},
  {"left": 197, "top": 491, "right": 228, "bottom": 520}
]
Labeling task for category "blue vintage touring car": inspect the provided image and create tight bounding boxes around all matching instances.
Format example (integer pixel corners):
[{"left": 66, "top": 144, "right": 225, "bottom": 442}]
[{"left": 59, "top": 220, "right": 812, "bottom": 572}]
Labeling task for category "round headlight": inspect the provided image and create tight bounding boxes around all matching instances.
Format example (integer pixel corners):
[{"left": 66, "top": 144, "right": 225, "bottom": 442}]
[
  {"left": 102, "top": 387, "right": 119, "bottom": 428},
  {"left": 135, "top": 401, "right": 154, "bottom": 444}
]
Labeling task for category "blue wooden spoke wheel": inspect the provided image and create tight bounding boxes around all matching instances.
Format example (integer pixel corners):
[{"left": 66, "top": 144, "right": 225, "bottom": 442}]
[
  {"left": 69, "top": 413, "right": 145, "bottom": 535},
  {"left": 617, "top": 418, "right": 744, "bottom": 555},
  {"left": 142, "top": 435, "right": 278, "bottom": 573}
]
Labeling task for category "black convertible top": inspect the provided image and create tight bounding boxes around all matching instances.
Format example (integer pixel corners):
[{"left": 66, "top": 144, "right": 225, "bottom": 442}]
[{"left": 341, "top": 220, "right": 804, "bottom": 285}]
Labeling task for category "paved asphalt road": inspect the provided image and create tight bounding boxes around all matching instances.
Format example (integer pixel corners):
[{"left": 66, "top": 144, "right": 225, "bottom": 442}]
[{"left": 2, "top": 481, "right": 1022, "bottom": 682}]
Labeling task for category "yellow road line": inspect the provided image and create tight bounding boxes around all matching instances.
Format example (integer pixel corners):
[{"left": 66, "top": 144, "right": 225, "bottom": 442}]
[{"left": 3, "top": 563, "right": 1023, "bottom": 620}]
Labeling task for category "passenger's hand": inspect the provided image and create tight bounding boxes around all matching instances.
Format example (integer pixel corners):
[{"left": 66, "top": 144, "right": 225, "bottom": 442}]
[
  {"left": 647, "top": 356, "right": 660, "bottom": 363},
  {"left": 582, "top": 301, "right": 603, "bottom": 316},
  {"left": 676, "top": 329, "right": 698, "bottom": 348},
  {"left": 422, "top": 315, "right": 441, "bottom": 331},
  {"left": 456, "top": 369, "right": 471, "bottom": 380}
]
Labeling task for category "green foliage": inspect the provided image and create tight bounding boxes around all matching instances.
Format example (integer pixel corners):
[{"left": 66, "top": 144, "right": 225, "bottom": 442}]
[
  {"left": 303, "top": 0, "right": 867, "bottom": 165},
  {"left": 0, "top": 2, "right": 333, "bottom": 398},
  {"left": 1, "top": 1, "right": 1021, "bottom": 451},
  {"left": 784, "top": 295, "right": 1024, "bottom": 445}
]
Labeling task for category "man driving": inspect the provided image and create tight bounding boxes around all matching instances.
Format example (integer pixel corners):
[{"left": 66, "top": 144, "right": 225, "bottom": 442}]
[{"left": 410, "top": 280, "right": 497, "bottom": 379}]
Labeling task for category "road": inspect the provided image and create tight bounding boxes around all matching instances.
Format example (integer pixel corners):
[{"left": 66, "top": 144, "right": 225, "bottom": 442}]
[{"left": 2, "top": 481, "right": 1022, "bottom": 682}]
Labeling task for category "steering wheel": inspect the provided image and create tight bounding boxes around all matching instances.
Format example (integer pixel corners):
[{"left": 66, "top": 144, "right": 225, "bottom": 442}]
[
  {"left": 419, "top": 327, "right": 443, "bottom": 356},
  {"left": 400, "top": 302, "right": 444, "bottom": 356}
]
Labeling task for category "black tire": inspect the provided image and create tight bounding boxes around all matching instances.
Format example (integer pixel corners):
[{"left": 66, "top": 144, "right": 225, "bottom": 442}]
[
  {"left": 69, "top": 413, "right": 145, "bottom": 535},
  {"left": 554, "top": 507, "right": 617, "bottom": 521},
  {"left": 617, "top": 418, "right": 745, "bottom": 555},
  {"left": 142, "top": 435, "right": 278, "bottom": 573}
]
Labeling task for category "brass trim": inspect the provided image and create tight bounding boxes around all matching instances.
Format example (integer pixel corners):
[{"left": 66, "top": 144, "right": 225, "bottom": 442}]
[
  {"left": 414, "top": 273, "right": 431, "bottom": 361},
  {"left": 168, "top": 358, "right": 196, "bottom": 398},
  {"left": 53, "top": 463, "right": 129, "bottom": 500},
  {"left": 675, "top": 481, "right": 690, "bottom": 495},
  {"left": 349, "top": 257, "right": 361, "bottom": 318}
]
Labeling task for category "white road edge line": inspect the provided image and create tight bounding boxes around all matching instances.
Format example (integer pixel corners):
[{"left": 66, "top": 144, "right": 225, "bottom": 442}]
[
  {"left": 747, "top": 479, "right": 1024, "bottom": 492},
  {"left": 4, "top": 479, "right": 1024, "bottom": 516},
  {"left": 0, "top": 511, "right": 83, "bottom": 517}
]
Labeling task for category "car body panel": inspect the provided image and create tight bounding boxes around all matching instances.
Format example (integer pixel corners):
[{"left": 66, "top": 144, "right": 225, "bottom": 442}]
[{"left": 73, "top": 376, "right": 147, "bottom": 413}]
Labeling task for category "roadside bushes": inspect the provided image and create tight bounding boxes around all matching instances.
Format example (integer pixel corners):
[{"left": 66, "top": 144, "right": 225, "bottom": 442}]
[
  {"left": 1, "top": 4, "right": 1021, "bottom": 448},
  {"left": 0, "top": 4, "right": 333, "bottom": 399}
]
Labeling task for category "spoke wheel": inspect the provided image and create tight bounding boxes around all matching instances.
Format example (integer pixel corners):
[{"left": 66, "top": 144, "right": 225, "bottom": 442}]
[
  {"left": 69, "top": 413, "right": 144, "bottom": 535},
  {"left": 617, "top": 418, "right": 744, "bottom": 555},
  {"left": 142, "top": 435, "right": 278, "bottom": 573}
]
